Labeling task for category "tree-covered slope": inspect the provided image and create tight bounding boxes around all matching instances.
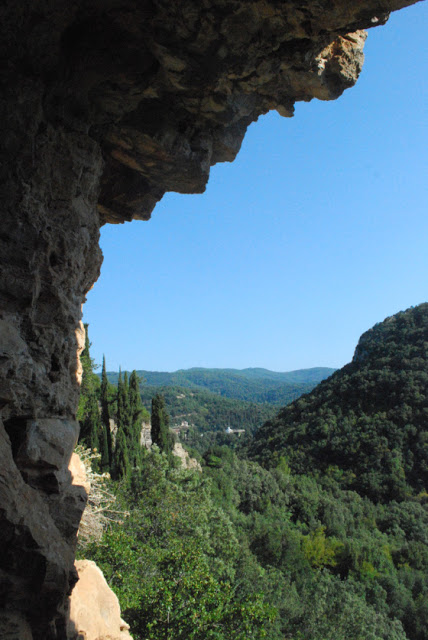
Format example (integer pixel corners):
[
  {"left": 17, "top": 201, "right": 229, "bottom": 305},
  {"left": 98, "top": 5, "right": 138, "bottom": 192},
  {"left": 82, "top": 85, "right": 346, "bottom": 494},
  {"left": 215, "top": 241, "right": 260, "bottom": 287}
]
[
  {"left": 139, "top": 385, "right": 277, "bottom": 435},
  {"left": 106, "top": 366, "right": 335, "bottom": 405},
  {"left": 248, "top": 304, "right": 428, "bottom": 502},
  {"left": 79, "top": 308, "right": 428, "bottom": 640}
]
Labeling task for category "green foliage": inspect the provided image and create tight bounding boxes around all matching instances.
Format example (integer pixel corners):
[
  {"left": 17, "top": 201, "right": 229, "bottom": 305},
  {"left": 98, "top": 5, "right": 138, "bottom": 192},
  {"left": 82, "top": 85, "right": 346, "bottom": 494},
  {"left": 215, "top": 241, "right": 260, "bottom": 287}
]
[
  {"left": 285, "top": 571, "right": 407, "bottom": 640},
  {"left": 82, "top": 416, "right": 428, "bottom": 640},
  {"left": 151, "top": 393, "right": 172, "bottom": 454},
  {"left": 79, "top": 341, "right": 147, "bottom": 480},
  {"left": 125, "top": 545, "right": 274, "bottom": 640},
  {"left": 106, "top": 367, "right": 335, "bottom": 405},
  {"left": 138, "top": 385, "right": 277, "bottom": 448},
  {"left": 85, "top": 451, "right": 277, "bottom": 640},
  {"left": 197, "top": 443, "right": 427, "bottom": 640},
  {"left": 80, "top": 305, "right": 428, "bottom": 640},
  {"left": 301, "top": 526, "right": 344, "bottom": 569},
  {"left": 249, "top": 304, "right": 428, "bottom": 502},
  {"left": 114, "top": 426, "right": 131, "bottom": 481},
  {"left": 77, "top": 324, "right": 104, "bottom": 465},
  {"left": 100, "top": 355, "right": 113, "bottom": 467}
]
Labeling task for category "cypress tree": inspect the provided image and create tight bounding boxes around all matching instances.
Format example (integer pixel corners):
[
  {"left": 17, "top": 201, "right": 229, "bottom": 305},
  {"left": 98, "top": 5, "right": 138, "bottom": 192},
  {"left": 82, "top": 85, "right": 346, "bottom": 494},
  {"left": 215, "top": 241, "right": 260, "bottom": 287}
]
[
  {"left": 117, "top": 369, "right": 131, "bottom": 431},
  {"left": 78, "top": 324, "right": 103, "bottom": 459},
  {"left": 129, "top": 371, "right": 142, "bottom": 425},
  {"left": 78, "top": 324, "right": 93, "bottom": 405},
  {"left": 99, "top": 423, "right": 110, "bottom": 472},
  {"left": 100, "top": 355, "right": 113, "bottom": 469},
  {"left": 86, "top": 393, "right": 101, "bottom": 451},
  {"left": 120, "top": 371, "right": 131, "bottom": 439},
  {"left": 114, "top": 425, "right": 131, "bottom": 482},
  {"left": 117, "top": 368, "right": 124, "bottom": 430},
  {"left": 123, "top": 371, "right": 131, "bottom": 422},
  {"left": 151, "top": 393, "right": 171, "bottom": 454},
  {"left": 115, "top": 367, "right": 135, "bottom": 474},
  {"left": 129, "top": 370, "right": 143, "bottom": 467},
  {"left": 80, "top": 392, "right": 103, "bottom": 471}
]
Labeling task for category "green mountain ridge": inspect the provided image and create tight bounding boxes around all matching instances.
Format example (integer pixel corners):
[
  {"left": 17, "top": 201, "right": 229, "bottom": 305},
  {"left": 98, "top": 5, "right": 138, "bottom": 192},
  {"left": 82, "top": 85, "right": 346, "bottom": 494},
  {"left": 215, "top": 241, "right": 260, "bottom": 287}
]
[
  {"left": 248, "top": 303, "right": 428, "bottom": 502},
  {"left": 105, "top": 366, "right": 336, "bottom": 405},
  {"left": 138, "top": 384, "right": 278, "bottom": 443}
]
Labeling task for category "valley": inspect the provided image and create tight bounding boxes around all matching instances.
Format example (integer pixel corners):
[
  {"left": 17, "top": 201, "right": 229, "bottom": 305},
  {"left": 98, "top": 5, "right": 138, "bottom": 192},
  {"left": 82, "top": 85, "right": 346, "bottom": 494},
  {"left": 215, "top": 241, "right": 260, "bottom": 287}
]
[{"left": 78, "top": 304, "right": 428, "bottom": 640}]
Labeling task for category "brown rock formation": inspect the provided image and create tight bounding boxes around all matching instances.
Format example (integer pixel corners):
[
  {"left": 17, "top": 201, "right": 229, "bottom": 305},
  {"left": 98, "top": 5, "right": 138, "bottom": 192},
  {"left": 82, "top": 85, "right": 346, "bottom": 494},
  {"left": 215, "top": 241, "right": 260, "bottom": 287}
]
[
  {"left": 0, "top": 1, "right": 421, "bottom": 637},
  {"left": 0, "top": 427, "right": 88, "bottom": 639},
  {"left": 172, "top": 442, "right": 203, "bottom": 472},
  {"left": 67, "top": 560, "right": 132, "bottom": 640}
]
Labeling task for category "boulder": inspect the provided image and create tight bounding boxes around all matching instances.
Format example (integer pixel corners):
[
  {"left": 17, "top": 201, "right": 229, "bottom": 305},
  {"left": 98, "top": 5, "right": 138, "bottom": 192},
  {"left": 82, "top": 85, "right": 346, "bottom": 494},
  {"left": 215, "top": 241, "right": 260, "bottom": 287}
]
[{"left": 67, "top": 561, "right": 132, "bottom": 640}]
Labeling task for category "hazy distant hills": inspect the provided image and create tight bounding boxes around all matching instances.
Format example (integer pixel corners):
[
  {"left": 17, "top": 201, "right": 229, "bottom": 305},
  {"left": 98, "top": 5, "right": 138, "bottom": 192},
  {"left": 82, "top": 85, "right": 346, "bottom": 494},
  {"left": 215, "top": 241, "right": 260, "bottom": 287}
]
[{"left": 105, "top": 366, "right": 336, "bottom": 405}]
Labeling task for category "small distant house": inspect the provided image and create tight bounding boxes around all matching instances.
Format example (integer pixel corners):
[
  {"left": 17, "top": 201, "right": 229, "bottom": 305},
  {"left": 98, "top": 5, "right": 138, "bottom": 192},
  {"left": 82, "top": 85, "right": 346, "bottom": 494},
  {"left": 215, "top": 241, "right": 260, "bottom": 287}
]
[
  {"left": 225, "top": 427, "right": 245, "bottom": 436},
  {"left": 171, "top": 419, "right": 191, "bottom": 440}
]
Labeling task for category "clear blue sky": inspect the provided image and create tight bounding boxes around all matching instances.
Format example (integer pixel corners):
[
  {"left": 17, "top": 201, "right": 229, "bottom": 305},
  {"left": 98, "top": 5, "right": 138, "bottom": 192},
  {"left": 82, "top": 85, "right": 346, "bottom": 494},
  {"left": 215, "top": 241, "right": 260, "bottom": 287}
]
[{"left": 84, "top": 3, "right": 427, "bottom": 373}]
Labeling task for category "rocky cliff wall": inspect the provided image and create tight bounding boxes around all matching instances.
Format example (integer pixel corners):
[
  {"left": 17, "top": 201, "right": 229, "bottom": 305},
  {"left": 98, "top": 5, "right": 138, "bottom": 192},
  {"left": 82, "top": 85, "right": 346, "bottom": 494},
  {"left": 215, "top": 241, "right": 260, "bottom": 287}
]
[{"left": 0, "top": 1, "right": 421, "bottom": 637}]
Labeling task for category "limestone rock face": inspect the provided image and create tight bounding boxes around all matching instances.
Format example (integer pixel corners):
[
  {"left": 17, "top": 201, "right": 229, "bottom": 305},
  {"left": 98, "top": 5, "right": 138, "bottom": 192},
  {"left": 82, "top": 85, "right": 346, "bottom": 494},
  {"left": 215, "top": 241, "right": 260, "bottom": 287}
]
[
  {"left": 0, "top": 422, "right": 88, "bottom": 639},
  {"left": 172, "top": 442, "right": 203, "bottom": 472},
  {"left": 140, "top": 421, "right": 152, "bottom": 448},
  {"left": 67, "top": 560, "right": 132, "bottom": 640},
  {"left": 0, "top": 0, "right": 421, "bottom": 637}
]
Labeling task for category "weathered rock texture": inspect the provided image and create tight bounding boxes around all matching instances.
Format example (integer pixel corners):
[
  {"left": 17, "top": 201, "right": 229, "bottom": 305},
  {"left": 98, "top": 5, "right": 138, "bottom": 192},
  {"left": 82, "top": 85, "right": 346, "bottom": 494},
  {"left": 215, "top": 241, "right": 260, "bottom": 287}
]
[
  {"left": 67, "top": 560, "right": 132, "bottom": 640},
  {"left": 0, "top": 0, "right": 421, "bottom": 637},
  {"left": 172, "top": 442, "right": 203, "bottom": 472},
  {"left": 140, "top": 421, "right": 152, "bottom": 448},
  {"left": 0, "top": 429, "right": 88, "bottom": 639}
]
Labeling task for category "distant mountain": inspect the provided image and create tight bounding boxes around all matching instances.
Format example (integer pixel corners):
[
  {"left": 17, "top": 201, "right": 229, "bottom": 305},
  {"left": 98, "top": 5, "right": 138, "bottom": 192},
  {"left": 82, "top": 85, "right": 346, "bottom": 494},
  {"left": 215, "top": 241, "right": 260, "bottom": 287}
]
[
  {"left": 248, "top": 304, "right": 428, "bottom": 502},
  {"left": 105, "top": 366, "right": 336, "bottom": 405}
]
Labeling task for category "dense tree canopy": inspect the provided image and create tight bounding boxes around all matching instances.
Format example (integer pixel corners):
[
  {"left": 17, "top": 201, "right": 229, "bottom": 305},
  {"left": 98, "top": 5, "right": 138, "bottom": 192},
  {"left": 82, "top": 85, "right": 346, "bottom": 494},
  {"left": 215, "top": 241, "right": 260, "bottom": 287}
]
[
  {"left": 106, "top": 367, "right": 334, "bottom": 405},
  {"left": 248, "top": 304, "right": 428, "bottom": 502},
  {"left": 78, "top": 304, "right": 428, "bottom": 640}
]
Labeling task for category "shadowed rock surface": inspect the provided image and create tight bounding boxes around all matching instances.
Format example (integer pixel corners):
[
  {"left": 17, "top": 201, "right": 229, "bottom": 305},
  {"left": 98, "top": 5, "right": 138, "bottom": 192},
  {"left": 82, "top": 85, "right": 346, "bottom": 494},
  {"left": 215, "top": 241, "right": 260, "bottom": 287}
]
[{"left": 0, "top": 1, "right": 421, "bottom": 637}]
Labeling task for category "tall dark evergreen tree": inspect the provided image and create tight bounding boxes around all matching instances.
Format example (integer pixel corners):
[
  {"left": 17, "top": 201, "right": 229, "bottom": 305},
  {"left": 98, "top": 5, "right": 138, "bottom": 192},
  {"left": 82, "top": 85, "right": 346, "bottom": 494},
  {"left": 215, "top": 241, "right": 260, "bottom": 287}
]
[
  {"left": 77, "top": 324, "right": 103, "bottom": 464},
  {"left": 101, "top": 355, "right": 113, "bottom": 468},
  {"left": 116, "top": 368, "right": 125, "bottom": 430},
  {"left": 78, "top": 325, "right": 93, "bottom": 396},
  {"left": 151, "top": 393, "right": 171, "bottom": 454},
  {"left": 99, "top": 423, "right": 110, "bottom": 471},
  {"left": 114, "top": 367, "right": 134, "bottom": 478},
  {"left": 129, "top": 370, "right": 144, "bottom": 466},
  {"left": 123, "top": 371, "right": 131, "bottom": 423},
  {"left": 83, "top": 393, "right": 101, "bottom": 452},
  {"left": 114, "top": 425, "right": 131, "bottom": 482},
  {"left": 77, "top": 324, "right": 99, "bottom": 428},
  {"left": 117, "top": 369, "right": 131, "bottom": 429}
]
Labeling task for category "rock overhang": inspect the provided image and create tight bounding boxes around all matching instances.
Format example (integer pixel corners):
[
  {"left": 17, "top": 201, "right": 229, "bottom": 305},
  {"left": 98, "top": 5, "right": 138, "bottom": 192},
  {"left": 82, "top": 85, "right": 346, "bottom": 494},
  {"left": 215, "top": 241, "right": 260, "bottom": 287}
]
[
  {"left": 3, "top": 1, "right": 420, "bottom": 227},
  {"left": 0, "top": 1, "right": 423, "bottom": 638}
]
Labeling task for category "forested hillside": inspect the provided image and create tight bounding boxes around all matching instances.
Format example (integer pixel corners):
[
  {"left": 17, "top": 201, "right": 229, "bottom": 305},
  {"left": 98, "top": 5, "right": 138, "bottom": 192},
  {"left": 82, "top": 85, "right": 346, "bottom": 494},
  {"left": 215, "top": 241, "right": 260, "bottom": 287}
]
[
  {"left": 105, "top": 366, "right": 335, "bottom": 404},
  {"left": 139, "top": 384, "right": 277, "bottom": 438},
  {"left": 77, "top": 305, "right": 428, "bottom": 640},
  {"left": 248, "top": 304, "right": 428, "bottom": 502}
]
